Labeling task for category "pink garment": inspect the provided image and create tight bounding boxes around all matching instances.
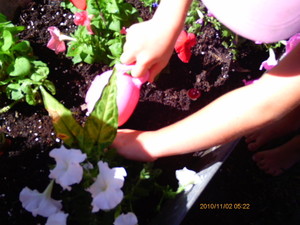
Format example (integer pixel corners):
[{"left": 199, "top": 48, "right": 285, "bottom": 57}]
[{"left": 202, "top": 0, "right": 300, "bottom": 43}]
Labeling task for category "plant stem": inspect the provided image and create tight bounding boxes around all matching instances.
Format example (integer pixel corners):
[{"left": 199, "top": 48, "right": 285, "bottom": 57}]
[
  {"left": 0, "top": 101, "right": 19, "bottom": 114},
  {"left": 94, "top": 0, "right": 106, "bottom": 23}
]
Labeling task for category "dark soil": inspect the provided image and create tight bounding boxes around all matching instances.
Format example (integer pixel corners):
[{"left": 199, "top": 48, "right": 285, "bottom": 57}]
[{"left": 0, "top": 1, "right": 299, "bottom": 225}]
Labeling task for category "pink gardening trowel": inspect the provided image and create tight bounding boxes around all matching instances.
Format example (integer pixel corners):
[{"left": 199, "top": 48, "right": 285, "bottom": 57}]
[{"left": 85, "top": 64, "right": 149, "bottom": 126}]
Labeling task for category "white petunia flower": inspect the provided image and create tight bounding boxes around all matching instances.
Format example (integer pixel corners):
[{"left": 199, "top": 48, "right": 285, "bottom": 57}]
[
  {"left": 87, "top": 161, "right": 127, "bottom": 212},
  {"left": 49, "top": 146, "right": 87, "bottom": 191},
  {"left": 19, "top": 180, "right": 62, "bottom": 217},
  {"left": 45, "top": 211, "right": 68, "bottom": 225},
  {"left": 176, "top": 167, "right": 201, "bottom": 192},
  {"left": 114, "top": 212, "right": 138, "bottom": 225},
  {"left": 259, "top": 48, "right": 278, "bottom": 71}
]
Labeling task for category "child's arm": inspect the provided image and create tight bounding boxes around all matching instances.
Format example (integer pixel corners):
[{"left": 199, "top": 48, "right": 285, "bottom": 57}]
[
  {"left": 120, "top": 0, "right": 193, "bottom": 81},
  {"left": 113, "top": 44, "right": 300, "bottom": 161}
]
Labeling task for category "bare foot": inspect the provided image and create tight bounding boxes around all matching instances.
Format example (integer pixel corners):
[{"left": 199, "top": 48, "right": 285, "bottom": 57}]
[
  {"left": 252, "top": 135, "right": 300, "bottom": 176},
  {"left": 245, "top": 106, "right": 300, "bottom": 151}
]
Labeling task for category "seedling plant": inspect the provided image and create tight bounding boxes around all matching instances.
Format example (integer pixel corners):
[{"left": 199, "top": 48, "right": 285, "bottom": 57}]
[{"left": 0, "top": 14, "right": 55, "bottom": 113}]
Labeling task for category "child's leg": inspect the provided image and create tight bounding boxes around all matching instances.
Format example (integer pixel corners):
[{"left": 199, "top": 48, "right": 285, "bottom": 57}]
[
  {"left": 252, "top": 134, "right": 300, "bottom": 176},
  {"left": 245, "top": 106, "right": 300, "bottom": 151}
]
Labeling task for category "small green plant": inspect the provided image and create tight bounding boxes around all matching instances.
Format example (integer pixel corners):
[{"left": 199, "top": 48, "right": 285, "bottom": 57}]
[
  {"left": 139, "top": 0, "right": 159, "bottom": 11},
  {"left": 184, "top": 0, "right": 238, "bottom": 58},
  {"left": 60, "top": 0, "right": 142, "bottom": 66},
  {"left": 0, "top": 14, "right": 55, "bottom": 113},
  {"left": 185, "top": 0, "right": 204, "bottom": 34}
]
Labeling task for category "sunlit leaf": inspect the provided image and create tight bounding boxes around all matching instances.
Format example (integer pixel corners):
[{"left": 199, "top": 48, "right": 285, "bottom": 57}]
[
  {"left": 83, "top": 68, "right": 118, "bottom": 153},
  {"left": 9, "top": 57, "right": 31, "bottom": 77},
  {"left": 40, "top": 86, "right": 84, "bottom": 148}
]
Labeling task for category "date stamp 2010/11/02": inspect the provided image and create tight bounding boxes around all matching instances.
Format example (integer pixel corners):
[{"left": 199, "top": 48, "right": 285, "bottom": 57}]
[{"left": 199, "top": 203, "right": 251, "bottom": 210}]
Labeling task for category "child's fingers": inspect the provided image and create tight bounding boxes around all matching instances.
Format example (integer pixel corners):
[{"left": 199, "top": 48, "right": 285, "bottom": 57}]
[
  {"left": 120, "top": 51, "right": 136, "bottom": 65},
  {"left": 131, "top": 62, "right": 150, "bottom": 79}
]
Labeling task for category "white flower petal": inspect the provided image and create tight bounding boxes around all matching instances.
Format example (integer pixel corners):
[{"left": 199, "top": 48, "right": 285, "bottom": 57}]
[
  {"left": 87, "top": 161, "right": 127, "bottom": 212},
  {"left": 259, "top": 48, "right": 278, "bottom": 71},
  {"left": 49, "top": 146, "right": 86, "bottom": 190},
  {"left": 19, "top": 186, "right": 62, "bottom": 217},
  {"left": 91, "top": 187, "right": 124, "bottom": 212},
  {"left": 176, "top": 167, "right": 201, "bottom": 191},
  {"left": 100, "top": 161, "right": 126, "bottom": 189},
  {"left": 46, "top": 211, "right": 68, "bottom": 225},
  {"left": 55, "top": 164, "right": 83, "bottom": 191},
  {"left": 114, "top": 212, "right": 138, "bottom": 225}
]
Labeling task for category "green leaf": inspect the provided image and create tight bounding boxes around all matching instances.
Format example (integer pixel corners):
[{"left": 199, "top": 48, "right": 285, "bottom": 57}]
[
  {"left": 0, "top": 13, "right": 7, "bottom": 23},
  {"left": 9, "top": 57, "right": 31, "bottom": 77},
  {"left": 7, "top": 83, "right": 23, "bottom": 100},
  {"left": 40, "top": 86, "right": 84, "bottom": 148},
  {"left": 30, "top": 73, "right": 45, "bottom": 82},
  {"left": 72, "top": 54, "right": 83, "bottom": 64},
  {"left": 106, "top": 0, "right": 119, "bottom": 14},
  {"left": 11, "top": 41, "right": 31, "bottom": 55},
  {"left": 43, "top": 80, "right": 56, "bottom": 95},
  {"left": 83, "top": 68, "right": 118, "bottom": 153},
  {"left": 30, "top": 60, "right": 49, "bottom": 82},
  {"left": 2, "top": 30, "right": 13, "bottom": 51},
  {"left": 0, "top": 78, "right": 11, "bottom": 86},
  {"left": 6, "top": 25, "right": 24, "bottom": 35},
  {"left": 108, "top": 41, "right": 123, "bottom": 57},
  {"left": 19, "top": 79, "right": 33, "bottom": 93},
  {"left": 67, "top": 41, "right": 84, "bottom": 57},
  {"left": 25, "top": 88, "right": 37, "bottom": 105},
  {"left": 83, "top": 54, "right": 94, "bottom": 64},
  {"left": 108, "top": 19, "right": 121, "bottom": 32}
]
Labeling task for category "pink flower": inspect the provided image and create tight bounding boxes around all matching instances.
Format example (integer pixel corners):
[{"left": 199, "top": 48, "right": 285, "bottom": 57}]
[
  {"left": 286, "top": 33, "right": 300, "bottom": 54},
  {"left": 207, "top": 10, "right": 215, "bottom": 18},
  {"left": 47, "top": 26, "right": 76, "bottom": 54},
  {"left": 120, "top": 27, "right": 127, "bottom": 35},
  {"left": 74, "top": 11, "right": 94, "bottom": 35},
  {"left": 259, "top": 48, "right": 278, "bottom": 71},
  {"left": 242, "top": 79, "right": 259, "bottom": 86}
]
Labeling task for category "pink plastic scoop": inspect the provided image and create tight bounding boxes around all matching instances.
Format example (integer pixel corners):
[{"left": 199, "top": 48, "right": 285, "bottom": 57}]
[{"left": 85, "top": 64, "right": 149, "bottom": 126}]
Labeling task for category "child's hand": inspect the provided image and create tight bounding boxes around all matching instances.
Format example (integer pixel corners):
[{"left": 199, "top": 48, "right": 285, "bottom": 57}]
[
  {"left": 112, "top": 129, "right": 158, "bottom": 162},
  {"left": 120, "top": 19, "right": 178, "bottom": 82}
]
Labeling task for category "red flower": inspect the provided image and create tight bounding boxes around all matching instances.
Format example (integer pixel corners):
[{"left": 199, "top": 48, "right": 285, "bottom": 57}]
[
  {"left": 74, "top": 11, "right": 93, "bottom": 34},
  {"left": 70, "top": 0, "right": 87, "bottom": 10},
  {"left": 175, "top": 30, "right": 197, "bottom": 63}
]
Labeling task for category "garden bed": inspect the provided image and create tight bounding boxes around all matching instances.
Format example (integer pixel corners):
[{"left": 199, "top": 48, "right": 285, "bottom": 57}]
[{"left": 0, "top": 1, "right": 299, "bottom": 225}]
